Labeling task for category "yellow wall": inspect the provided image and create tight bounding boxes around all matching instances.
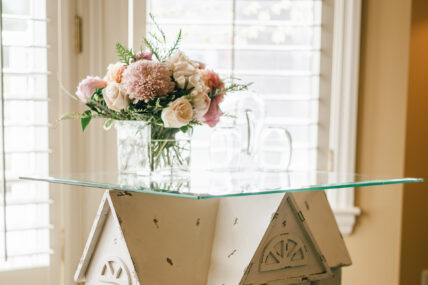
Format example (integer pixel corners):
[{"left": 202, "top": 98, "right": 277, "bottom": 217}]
[
  {"left": 343, "top": 0, "right": 412, "bottom": 284},
  {"left": 344, "top": 0, "right": 428, "bottom": 284},
  {"left": 400, "top": 0, "right": 428, "bottom": 283}
]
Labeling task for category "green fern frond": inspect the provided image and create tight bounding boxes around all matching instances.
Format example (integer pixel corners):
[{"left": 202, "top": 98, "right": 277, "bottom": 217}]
[
  {"left": 149, "top": 13, "right": 166, "bottom": 43},
  {"left": 166, "top": 29, "right": 182, "bottom": 58},
  {"left": 116, "top": 42, "right": 136, "bottom": 65},
  {"left": 144, "top": 38, "right": 162, "bottom": 61}
]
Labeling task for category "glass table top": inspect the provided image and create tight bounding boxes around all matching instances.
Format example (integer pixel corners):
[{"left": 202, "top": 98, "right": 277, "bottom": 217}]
[{"left": 19, "top": 169, "right": 423, "bottom": 199}]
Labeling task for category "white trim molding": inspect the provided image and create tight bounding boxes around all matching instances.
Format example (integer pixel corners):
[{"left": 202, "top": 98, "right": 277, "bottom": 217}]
[{"left": 327, "top": 0, "right": 362, "bottom": 235}]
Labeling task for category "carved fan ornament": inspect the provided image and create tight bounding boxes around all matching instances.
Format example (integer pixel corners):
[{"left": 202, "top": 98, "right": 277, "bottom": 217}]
[
  {"left": 260, "top": 233, "right": 307, "bottom": 272},
  {"left": 98, "top": 257, "right": 131, "bottom": 285}
]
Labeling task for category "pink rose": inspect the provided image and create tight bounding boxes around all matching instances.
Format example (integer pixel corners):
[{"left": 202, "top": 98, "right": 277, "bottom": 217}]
[
  {"left": 136, "top": 51, "right": 153, "bottom": 61},
  {"left": 203, "top": 93, "right": 225, "bottom": 127},
  {"left": 143, "top": 51, "right": 153, "bottom": 60},
  {"left": 76, "top": 76, "right": 107, "bottom": 104},
  {"left": 203, "top": 70, "right": 224, "bottom": 90}
]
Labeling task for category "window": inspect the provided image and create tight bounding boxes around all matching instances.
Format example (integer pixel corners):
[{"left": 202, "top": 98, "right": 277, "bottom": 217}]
[
  {"left": 145, "top": 0, "right": 361, "bottom": 235},
  {"left": 0, "top": 0, "right": 50, "bottom": 271},
  {"left": 146, "top": 0, "right": 325, "bottom": 170}
]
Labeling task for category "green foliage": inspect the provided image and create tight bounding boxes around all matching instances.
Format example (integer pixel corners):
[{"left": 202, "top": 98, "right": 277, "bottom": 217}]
[
  {"left": 165, "top": 29, "right": 182, "bottom": 59},
  {"left": 116, "top": 42, "right": 136, "bottom": 65},
  {"left": 80, "top": 110, "right": 92, "bottom": 131},
  {"left": 149, "top": 13, "right": 166, "bottom": 43},
  {"left": 221, "top": 78, "right": 253, "bottom": 94},
  {"left": 104, "top": 118, "right": 114, "bottom": 130}
]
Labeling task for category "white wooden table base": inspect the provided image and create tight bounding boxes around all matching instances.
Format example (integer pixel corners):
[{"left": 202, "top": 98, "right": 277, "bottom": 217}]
[{"left": 74, "top": 190, "right": 350, "bottom": 285}]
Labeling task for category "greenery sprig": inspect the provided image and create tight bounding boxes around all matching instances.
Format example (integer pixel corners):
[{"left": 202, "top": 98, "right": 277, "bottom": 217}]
[
  {"left": 116, "top": 42, "right": 137, "bottom": 65},
  {"left": 144, "top": 13, "right": 182, "bottom": 62}
]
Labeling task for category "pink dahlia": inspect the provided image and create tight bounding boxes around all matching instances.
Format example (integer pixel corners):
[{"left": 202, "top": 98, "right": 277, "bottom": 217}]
[{"left": 122, "top": 60, "right": 174, "bottom": 102}]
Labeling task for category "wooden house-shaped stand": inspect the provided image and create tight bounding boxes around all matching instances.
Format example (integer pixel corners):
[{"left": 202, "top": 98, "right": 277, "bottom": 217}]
[{"left": 74, "top": 190, "right": 351, "bottom": 285}]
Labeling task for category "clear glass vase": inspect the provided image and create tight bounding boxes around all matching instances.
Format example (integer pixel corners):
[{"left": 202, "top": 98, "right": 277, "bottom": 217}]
[{"left": 115, "top": 121, "right": 191, "bottom": 177}]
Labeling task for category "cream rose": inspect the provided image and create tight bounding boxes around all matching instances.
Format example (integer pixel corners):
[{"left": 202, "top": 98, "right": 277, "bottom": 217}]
[
  {"left": 191, "top": 92, "right": 211, "bottom": 122},
  {"left": 161, "top": 97, "right": 193, "bottom": 128},
  {"left": 104, "top": 62, "right": 126, "bottom": 83},
  {"left": 168, "top": 51, "right": 208, "bottom": 93},
  {"left": 102, "top": 82, "right": 129, "bottom": 111}
]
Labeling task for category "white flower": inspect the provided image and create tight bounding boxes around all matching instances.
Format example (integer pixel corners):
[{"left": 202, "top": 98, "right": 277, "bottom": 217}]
[
  {"left": 161, "top": 97, "right": 193, "bottom": 128},
  {"left": 168, "top": 51, "right": 209, "bottom": 94},
  {"left": 191, "top": 92, "right": 211, "bottom": 122},
  {"left": 102, "top": 82, "right": 129, "bottom": 111},
  {"left": 104, "top": 62, "right": 126, "bottom": 83}
]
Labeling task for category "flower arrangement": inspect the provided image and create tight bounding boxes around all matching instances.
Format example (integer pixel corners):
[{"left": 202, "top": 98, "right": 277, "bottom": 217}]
[{"left": 63, "top": 15, "right": 250, "bottom": 174}]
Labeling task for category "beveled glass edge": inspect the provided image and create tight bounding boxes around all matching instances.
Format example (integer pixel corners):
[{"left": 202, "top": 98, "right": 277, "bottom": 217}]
[
  {"left": 19, "top": 176, "right": 202, "bottom": 199},
  {"left": 19, "top": 176, "right": 424, "bottom": 200}
]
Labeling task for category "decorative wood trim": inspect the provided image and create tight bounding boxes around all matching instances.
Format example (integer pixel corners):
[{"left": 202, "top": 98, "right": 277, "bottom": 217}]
[
  {"left": 327, "top": 0, "right": 363, "bottom": 235},
  {"left": 74, "top": 192, "right": 111, "bottom": 282}
]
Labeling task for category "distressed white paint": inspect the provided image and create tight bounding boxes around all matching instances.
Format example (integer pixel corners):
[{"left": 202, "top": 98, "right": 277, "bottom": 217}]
[
  {"left": 207, "top": 194, "right": 285, "bottom": 285},
  {"left": 292, "top": 191, "right": 351, "bottom": 268},
  {"left": 75, "top": 192, "right": 138, "bottom": 284},
  {"left": 84, "top": 215, "right": 137, "bottom": 285},
  {"left": 76, "top": 191, "right": 350, "bottom": 284}
]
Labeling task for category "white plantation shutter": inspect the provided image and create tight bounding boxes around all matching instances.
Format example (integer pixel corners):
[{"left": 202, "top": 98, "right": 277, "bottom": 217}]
[
  {"left": 147, "top": 0, "right": 325, "bottom": 170},
  {"left": 0, "top": 0, "right": 51, "bottom": 270}
]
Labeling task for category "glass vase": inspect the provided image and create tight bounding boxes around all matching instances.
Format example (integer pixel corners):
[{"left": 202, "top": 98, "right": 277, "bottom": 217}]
[{"left": 115, "top": 121, "right": 191, "bottom": 177}]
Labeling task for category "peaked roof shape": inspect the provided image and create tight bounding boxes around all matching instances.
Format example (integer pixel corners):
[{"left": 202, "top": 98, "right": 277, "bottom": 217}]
[
  {"left": 75, "top": 190, "right": 219, "bottom": 285},
  {"left": 74, "top": 191, "right": 135, "bottom": 282},
  {"left": 240, "top": 192, "right": 338, "bottom": 284}
]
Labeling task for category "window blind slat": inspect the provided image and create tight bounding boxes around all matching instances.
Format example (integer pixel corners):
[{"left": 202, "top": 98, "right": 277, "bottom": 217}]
[
  {"left": 4, "top": 98, "right": 49, "bottom": 102},
  {"left": 150, "top": 19, "right": 321, "bottom": 27},
  {"left": 4, "top": 123, "right": 50, "bottom": 127},
  {"left": 262, "top": 94, "right": 318, "bottom": 101},
  {"left": 182, "top": 44, "right": 319, "bottom": 52},
  {"left": 3, "top": 70, "right": 50, "bottom": 76},
  {"left": 5, "top": 149, "right": 51, "bottom": 154},
  {"left": 6, "top": 200, "right": 52, "bottom": 206},
  {"left": 6, "top": 249, "right": 53, "bottom": 258},
  {"left": 217, "top": 69, "right": 318, "bottom": 77},
  {"left": 1, "top": 224, "right": 53, "bottom": 232},
  {"left": 2, "top": 44, "right": 50, "bottom": 49},
  {"left": 2, "top": 15, "right": 49, "bottom": 22}
]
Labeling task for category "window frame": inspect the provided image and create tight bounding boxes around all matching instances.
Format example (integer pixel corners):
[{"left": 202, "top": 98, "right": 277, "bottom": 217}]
[
  {"left": 138, "top": 0, "right": 362, "bottom": 235},
  {"left": 327, "top": 0, "right": 362, "bottom": 235}
]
